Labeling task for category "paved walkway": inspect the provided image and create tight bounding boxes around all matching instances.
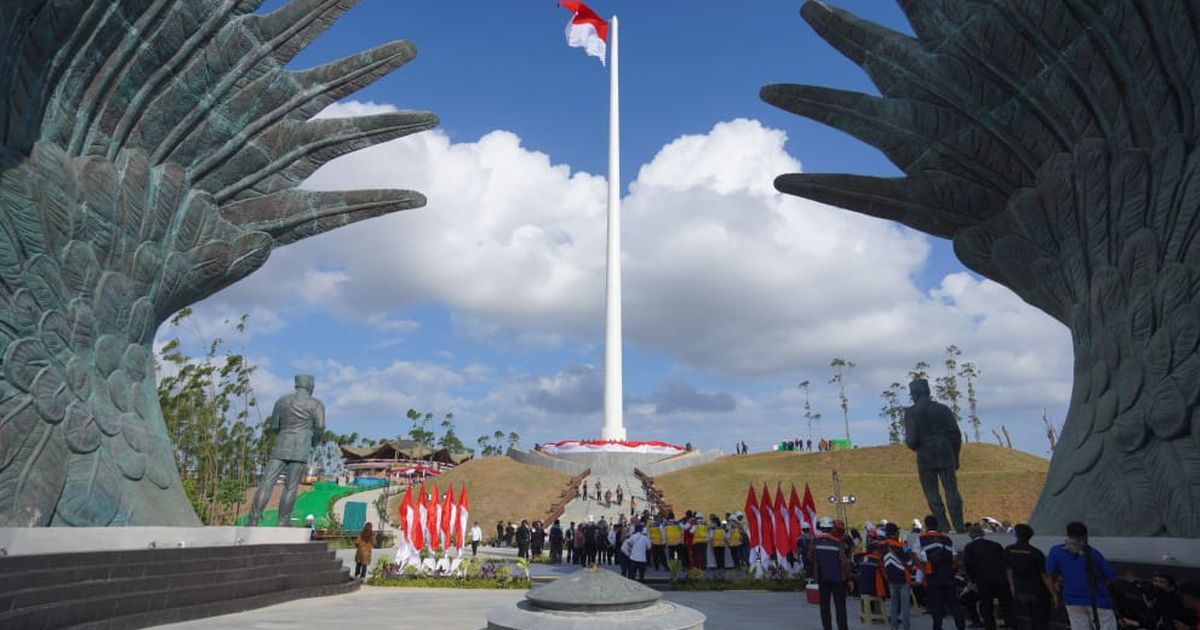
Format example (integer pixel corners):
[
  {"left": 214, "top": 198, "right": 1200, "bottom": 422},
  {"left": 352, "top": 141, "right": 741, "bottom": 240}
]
[
  {"left": 558, "top": 471, "right": 646, "bottom": 526},
  {"left": 155, "top": 582, "right": 949, "bottom": 629},
  {"left": 331, "top": 486, "right": 395, "bottom": 535}
]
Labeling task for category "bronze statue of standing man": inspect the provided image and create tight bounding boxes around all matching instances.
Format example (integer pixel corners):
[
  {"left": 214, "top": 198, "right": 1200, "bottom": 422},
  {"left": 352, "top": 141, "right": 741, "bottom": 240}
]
[
  {"left": 248, "top": 374, "right": 326, "bottom": 526},
  {"left": 904, "top": 378, "right": 964, "bottom": 533}
]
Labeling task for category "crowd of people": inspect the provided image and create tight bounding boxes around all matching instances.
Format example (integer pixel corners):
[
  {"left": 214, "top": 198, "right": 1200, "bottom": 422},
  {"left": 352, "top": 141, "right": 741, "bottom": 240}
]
[
  {"left": 486, "top": 507, "right": 1199, "bottom": 630},
  {"left": 802, "top": 516, "right": 1199, "bottom": 630},
  {"left": 777, "top": 438, "right": 841, "bottom": 452}
]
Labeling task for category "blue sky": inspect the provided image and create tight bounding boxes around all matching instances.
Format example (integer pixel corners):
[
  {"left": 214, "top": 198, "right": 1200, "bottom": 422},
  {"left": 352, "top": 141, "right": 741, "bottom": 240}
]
[{"left": 171, "top": 0, "right": 1074, "bottom": 456}]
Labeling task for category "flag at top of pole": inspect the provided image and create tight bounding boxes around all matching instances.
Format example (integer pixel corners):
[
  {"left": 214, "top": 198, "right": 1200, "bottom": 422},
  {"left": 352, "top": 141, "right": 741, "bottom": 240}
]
[{"left": 559, "top": 1, "right": 608, "bottom": 64}]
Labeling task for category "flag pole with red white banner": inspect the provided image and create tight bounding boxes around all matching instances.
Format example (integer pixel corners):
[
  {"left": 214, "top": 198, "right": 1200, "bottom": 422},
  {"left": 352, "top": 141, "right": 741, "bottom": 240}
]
[{"left": 559, "top": 1, "right": 626, "bottom": 442}]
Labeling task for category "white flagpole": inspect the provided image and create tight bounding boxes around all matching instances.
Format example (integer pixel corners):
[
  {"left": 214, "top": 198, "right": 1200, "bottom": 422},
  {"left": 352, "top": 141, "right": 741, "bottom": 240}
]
[{"left": 601, "top": 15, "right": 626, "bottom": 442}]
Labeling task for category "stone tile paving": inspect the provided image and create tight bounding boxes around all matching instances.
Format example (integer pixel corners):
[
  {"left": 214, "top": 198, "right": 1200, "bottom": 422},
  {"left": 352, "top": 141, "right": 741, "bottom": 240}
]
[{"left": 155, "top": 582, "right": 949, "bottom": 629}]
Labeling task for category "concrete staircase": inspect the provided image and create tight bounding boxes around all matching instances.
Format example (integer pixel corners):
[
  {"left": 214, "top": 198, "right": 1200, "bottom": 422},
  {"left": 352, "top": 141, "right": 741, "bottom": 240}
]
[
  {"left": 557, "top": 472, "right": 648, "bottom": 526},
  {"left": 0, "top": 542, "right": 356, "bottom": 629}
]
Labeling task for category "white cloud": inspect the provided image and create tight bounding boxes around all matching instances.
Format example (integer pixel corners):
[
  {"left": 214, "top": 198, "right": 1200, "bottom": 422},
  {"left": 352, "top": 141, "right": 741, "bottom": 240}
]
[{"left": 191, "top": 101, "right": 1073, "bottom": 454}]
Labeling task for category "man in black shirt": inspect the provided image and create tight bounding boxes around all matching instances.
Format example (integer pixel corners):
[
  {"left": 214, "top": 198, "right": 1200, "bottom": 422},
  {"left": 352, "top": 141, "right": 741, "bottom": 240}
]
[
  {"left": 963, "top": 524, "right": 1015, "bottom": 630},
  {"left": 1004, "top": 524, "right": 1050, "bottom": 630}
]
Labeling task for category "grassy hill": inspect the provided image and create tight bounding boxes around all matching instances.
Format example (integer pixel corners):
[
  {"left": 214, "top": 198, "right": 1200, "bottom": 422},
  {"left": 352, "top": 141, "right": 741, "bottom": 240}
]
[
  {"left": 654, "top": 444, "right": 1047, "bottom": 527},
  {"left": 387, "top": 457, "right": 571, "bottom": 533}
]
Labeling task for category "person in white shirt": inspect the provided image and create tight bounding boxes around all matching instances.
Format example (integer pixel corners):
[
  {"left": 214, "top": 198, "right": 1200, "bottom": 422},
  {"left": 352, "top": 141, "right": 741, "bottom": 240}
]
[
  {"left": 625, "top": 523, "right": 653, "bottom": 582},
  {"left": 470, "top": 521, "right": 483, "bottom": 557}
]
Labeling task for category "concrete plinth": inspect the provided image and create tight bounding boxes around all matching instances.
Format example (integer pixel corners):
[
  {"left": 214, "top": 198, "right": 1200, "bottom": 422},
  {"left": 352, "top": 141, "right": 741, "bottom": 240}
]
[
  {"left": 486, "top": 567, "right": 705, "bottom": 630},
  {"left": 0, "top": 526, "right": 310, "bottom": 556}
]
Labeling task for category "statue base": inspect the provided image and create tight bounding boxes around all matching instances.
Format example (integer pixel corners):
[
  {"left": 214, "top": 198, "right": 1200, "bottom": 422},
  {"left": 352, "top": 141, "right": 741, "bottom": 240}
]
[{"left": 0, "top": 526, "right": 310, "bottom": 556}]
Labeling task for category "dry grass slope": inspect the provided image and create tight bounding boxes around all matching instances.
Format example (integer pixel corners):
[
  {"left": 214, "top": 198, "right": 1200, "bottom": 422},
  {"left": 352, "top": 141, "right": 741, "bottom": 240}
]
[
  {"left": 654, "top": 444, "right": 1048, "bottom": 527},
  {"left": 387, "top": 457, "right": 570, "bottom": 532}
]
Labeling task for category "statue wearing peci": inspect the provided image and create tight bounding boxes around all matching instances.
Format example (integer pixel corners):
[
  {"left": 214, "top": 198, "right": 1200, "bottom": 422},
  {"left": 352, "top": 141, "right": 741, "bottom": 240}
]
[
  {"left": 904, "top": 379, "right": 964, "bottom": 533},
  {"left": 248, "top": 374, "right": 325, "bottom": 527},
  {"left": 762, "top": 0, "right": 1200, "bottom": 536},
  {"left": 0, "top": 1, "right": 437, "bottom": 526}
]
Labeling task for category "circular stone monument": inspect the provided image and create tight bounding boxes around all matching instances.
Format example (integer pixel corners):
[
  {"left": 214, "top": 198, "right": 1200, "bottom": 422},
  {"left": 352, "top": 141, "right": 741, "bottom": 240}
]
[{"left": 486, "top": 567, "right": 705, "bottom": 629}]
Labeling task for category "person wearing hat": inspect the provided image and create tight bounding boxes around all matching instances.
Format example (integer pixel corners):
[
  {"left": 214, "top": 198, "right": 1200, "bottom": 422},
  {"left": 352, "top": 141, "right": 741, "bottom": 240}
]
[
  {"left": 964, "top": 523, "right": 1015, "bottom": 630},
  {"left": 810, "top": 516, "right": 852, "bottom": 630},
  {"left": 882, "top": 522, "right": 918, "bottom": 630}
]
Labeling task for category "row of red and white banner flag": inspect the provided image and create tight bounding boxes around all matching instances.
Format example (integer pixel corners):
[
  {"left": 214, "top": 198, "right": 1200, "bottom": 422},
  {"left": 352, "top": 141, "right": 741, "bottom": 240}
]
[
  {"left": 743, "top": 482, "right": 818, "bottom": 575},
  {"left": 394, "top": 482, "right": 470, "bottom": 569}
]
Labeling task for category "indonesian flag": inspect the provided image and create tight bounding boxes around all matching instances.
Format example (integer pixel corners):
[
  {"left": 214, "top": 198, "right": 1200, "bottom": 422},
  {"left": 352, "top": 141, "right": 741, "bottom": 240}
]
[
  {"left": 559, "top": 1, "right": 607, "bottom": 65},
  {"left": 759, "top": 484, "right": 776, "bottom": 558},
  {"left": 744, "top": 485, "right": 760, "bottom": 550},
  {"left": 802, "top": 483, "right": 818, "bottom": 533},
  {"left": 413, "top": 484, "right": 427, "bottom": 552},
  {"left": 788, "top": 485, "right": 804, "bottom": 540},
  {"left": 773, "top": 484, "right": 792, "bottom": 560},
  {"left": 427, "top": 481, "right": 440, "bottom": 549},
  {"left": 456, "top": 486, "right": 470, "bottom": 551},
  {"left": 441, "top": 484, "right": 456, "bottom": 552},
  {"left": 398, "top": 485, "right": 415, "bottom": 545}
]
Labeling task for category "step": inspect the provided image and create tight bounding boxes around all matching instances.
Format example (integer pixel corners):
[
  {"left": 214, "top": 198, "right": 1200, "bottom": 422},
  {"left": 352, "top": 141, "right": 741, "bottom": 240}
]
[
  {"left": 0, "top": 546, "right": 335, "bottom": 594},
  {"left": 68, "top": 576, "right": 360, "bottom": 630},
  {"left": 0, "top": 556, "right": 343, "bottom": 614},
  {"left": 0, "top": 542, "right": 327, "bottom": 574},
  {"left": 1, "top": 562, "right": 351, "bottom": 629}
]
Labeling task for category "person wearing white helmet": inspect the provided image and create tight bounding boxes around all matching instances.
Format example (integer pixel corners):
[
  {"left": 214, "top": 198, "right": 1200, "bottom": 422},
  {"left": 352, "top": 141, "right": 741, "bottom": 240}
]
[{"left": 810, "top": 516, "right": 851, "bottom": 630}]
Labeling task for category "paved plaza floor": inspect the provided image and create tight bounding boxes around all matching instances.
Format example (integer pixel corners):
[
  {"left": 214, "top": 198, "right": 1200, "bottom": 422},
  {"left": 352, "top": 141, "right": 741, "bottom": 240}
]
[{"left": 157, "top": 579, "right": 954, "bottom": 630}]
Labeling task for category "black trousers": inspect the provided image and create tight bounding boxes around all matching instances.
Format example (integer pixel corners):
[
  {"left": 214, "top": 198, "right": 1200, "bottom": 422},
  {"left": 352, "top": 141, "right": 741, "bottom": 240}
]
[
  {"left": 977, "top": 583, "right": 1015, "bottom": 630},
  {"left": 470, "top": 541, "right": 479, "bottom": 556},
  {"left": 517, "top": 543, "right": 528, "bottom": 558},
  {"left": 630, "top": 559, "right": 647, "bottom": 581},
  {"left": 549, "top": 544, "right": 562, "bottom": 563},
  {"left": 712, "top": 546, "right": 726, "bottom": 569},
  {"left": 927, "top": 575, "right": 966, "bottom": 630},
  {"left": 819, "top": 580, "right": 848, "bottom": 630},
  {"left": 354, "top": 562, "right": 367, "bottom": 579},
  {"left": 692, "top": 543, "right": 707, "bottom": 569},
  {"left": 1014, "top": 592, "right": 1050, "bottom": 630},
  {"left": 652, "top": 545, "right": 666, "bottom": 570}
]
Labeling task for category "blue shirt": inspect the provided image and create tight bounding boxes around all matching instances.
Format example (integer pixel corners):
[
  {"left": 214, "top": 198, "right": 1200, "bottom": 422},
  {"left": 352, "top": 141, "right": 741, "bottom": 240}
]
[{"left": 1045, "top": 544, "right": 1115, "bottom": 608}]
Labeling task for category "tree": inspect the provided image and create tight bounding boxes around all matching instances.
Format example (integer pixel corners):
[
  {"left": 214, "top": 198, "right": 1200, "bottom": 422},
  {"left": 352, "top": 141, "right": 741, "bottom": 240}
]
[
  {"left": 829, "top": 358, "right": 856, "bottom": 442},
  {"left": 879, "top": 382, "right": 906, "bottom": 444},
  {"left": 406, "top": 408, "right": 435, "bottom": 447},
  {"left": 798, "top": 379, "right": 822, "bottom": 441},
  {"left": 934, "top": 345, "right": 963, "bottom": 421},
  {"left": 908, "top": 361, "right": 931, "bottom": 382},
  {"left": 438, "top": 413, "right": 467, "bottom": 453},
  {"left": 157, "top": 310, "right": 264, "bottom": 525},
  {"left": 958, "top": 361, "right": 982, "bottom": 442},
  {"left": 507, "top": 432, "right": 521, "bottom": 450}
]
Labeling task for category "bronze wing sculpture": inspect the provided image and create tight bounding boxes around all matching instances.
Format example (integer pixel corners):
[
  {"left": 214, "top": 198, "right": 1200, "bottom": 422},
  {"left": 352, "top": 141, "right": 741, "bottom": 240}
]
[
  {"left": 0, "top": 0, "right": 437, "bottom": 526},
  {"left": 762, "top": 0, "right": 1200, "bottom": 537}
]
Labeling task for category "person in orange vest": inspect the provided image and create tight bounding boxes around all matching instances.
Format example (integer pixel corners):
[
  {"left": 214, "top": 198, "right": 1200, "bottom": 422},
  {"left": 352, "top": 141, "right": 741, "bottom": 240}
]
[
  {"left": 810, "top": 516, "right": 852, "bottom": 630},
  {"left": 690, "top": 512, "right": 709, "bottom": 570},
  {"left": 918, "top": 515, "right": 966, "bottom": 630},
  {"left": 883, "top": 522, "right": 918, "bottom": 630},
  {"left": 663, "top": 511, "right": 685, "bottom": 567}
]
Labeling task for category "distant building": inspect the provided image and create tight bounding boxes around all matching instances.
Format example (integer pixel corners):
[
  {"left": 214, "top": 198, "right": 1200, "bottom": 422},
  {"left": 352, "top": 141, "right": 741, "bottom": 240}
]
[{"left": 339, "top": 440, "right": 474, "bottom": 481}]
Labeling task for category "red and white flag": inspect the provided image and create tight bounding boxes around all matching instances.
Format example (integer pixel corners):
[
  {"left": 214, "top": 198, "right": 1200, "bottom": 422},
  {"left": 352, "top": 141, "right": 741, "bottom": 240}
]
[
  {"left": 759, "top": 484, "right": 776, "bottom": 559},
  {"left": 559, "top": 1, "right": 607, "bottom": 64},
  {"left": 427, "top": 481, "right": 440, "bottom": 549},
  {"left": 773, "top": 484, "right": 792, "bottom": 560},
  {"left": 456, "top": 486, "right": 470, "bottom": 551},
  {"left": 413, "top": 484, "right": 427, "bottom": 552},
  {"left": 788, "top": 485, "right": 804, "bottom": 538},
  {"left": 801, "top": 483, "right": 818, "bottom": 532},
  {"left": 441, "top": 484, "right": 456, "bottom": 551},
  {"left": 744, "top": 485, "right": 760, "bottom": 550}
]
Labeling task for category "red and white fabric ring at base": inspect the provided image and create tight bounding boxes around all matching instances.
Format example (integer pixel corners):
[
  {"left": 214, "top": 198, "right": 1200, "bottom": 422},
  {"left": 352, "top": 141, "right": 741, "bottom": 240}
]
[{"left": 540, "top": 439, "right": 685, "bottom": 455}]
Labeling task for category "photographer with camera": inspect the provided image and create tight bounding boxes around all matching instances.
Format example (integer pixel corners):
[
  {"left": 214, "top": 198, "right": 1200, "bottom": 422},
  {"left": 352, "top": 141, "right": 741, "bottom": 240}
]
[{"left": 1045, "top": 522, "right": 1118, "bottom": 630}]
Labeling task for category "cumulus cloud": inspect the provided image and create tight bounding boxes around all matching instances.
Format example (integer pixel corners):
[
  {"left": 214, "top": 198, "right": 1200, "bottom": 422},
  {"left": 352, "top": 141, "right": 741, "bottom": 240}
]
[{"left": 187, "top": 101, "right": 1073, "bottom": 453}]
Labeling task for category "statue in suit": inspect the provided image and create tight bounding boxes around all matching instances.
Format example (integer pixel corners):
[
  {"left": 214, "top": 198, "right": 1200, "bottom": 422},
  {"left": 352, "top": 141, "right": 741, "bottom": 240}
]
[
  {"left": 904, "top": 378, "right": 964, "bottom": 532},
  {"left": 248, "top": 374, "right": 326, "bottom": 526}
]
